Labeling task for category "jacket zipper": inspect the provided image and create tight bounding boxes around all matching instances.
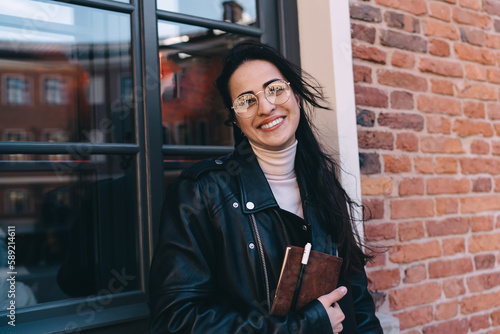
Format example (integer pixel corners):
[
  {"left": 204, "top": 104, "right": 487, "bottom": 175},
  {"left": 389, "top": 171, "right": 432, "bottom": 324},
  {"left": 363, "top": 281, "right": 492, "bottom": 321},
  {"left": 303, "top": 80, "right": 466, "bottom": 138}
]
[{"left": 250, "top": 214, "right": 271, "bottom": 313}]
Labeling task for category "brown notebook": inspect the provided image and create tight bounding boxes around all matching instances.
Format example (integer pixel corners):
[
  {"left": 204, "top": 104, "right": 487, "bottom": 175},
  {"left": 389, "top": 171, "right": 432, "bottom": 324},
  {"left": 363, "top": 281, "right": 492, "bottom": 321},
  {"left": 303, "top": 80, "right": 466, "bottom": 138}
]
[{"left": 270, "top": 245, "right": 343, "bottom": 316}]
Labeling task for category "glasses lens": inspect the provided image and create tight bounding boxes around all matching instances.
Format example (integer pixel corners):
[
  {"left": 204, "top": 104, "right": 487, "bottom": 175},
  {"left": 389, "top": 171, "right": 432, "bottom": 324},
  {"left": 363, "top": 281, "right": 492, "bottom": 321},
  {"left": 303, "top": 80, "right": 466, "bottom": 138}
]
[
  {"left": 233, "top": 93, "right": 258, "bottom": 118},
  {"left": 265, "top": 81, "right": 290, "bottom": 105}
]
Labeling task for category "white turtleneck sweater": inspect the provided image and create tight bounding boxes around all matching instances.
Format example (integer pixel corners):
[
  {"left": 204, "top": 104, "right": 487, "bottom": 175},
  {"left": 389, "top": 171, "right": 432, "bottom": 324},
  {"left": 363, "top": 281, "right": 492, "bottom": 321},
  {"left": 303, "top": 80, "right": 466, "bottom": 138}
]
[{"left": 249, "top": 140, "right": 304, "bottom": 219}]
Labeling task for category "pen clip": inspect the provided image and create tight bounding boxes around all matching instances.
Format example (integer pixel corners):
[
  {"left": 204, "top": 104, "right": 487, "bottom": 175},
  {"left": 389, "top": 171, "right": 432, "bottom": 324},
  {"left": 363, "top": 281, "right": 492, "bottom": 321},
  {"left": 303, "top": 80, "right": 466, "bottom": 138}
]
[{"left": 301, "top": 243, "right": 312, "bottom": 265}]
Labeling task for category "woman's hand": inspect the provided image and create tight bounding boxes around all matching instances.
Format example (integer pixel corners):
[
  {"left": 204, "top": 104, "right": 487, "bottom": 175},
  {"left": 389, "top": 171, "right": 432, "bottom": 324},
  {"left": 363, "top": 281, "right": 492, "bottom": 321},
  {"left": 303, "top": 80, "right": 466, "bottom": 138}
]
[{"left": 317, "top": 286, "right": 347, "bottom": 333}]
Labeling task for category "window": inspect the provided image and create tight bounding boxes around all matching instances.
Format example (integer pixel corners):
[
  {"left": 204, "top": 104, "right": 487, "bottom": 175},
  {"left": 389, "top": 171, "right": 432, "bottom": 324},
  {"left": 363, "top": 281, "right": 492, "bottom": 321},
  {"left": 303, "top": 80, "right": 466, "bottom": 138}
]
[
  {"left": 3, "top": 129, "right": 29, "bottom": 160},
  {"left": 43, "top": 77, "right": 67, "bottom": 105},
  {"left": 5, "top": 189, "right": 30, "bottom": 215},
  {"left": 5, "top": 76, "right": 30, "bottom": 105}
]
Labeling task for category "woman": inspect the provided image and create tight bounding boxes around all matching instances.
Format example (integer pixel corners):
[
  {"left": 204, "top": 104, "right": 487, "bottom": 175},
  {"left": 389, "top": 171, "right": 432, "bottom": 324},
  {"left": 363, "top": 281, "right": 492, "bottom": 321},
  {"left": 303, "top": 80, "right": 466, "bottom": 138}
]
[{"left": 149, "top": 40, "right": 383, "bottom": 333}]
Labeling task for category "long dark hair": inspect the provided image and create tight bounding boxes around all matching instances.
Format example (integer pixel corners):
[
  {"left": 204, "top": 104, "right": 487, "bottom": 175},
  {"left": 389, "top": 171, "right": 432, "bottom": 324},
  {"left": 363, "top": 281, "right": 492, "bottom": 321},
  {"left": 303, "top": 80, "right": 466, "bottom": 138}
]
[{"left": 215, "top": 40, "right": 372, "bottom": 277}]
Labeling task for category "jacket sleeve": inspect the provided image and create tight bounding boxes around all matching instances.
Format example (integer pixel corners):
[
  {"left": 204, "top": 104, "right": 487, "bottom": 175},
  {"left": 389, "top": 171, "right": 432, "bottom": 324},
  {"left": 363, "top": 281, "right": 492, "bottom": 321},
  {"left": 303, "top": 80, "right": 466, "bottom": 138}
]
[
  {"left": 350, "top": 269, "right": 384, "bottom": 334},
  {"left": 148, "top": 177, "right": 334, "bottom": 334}
]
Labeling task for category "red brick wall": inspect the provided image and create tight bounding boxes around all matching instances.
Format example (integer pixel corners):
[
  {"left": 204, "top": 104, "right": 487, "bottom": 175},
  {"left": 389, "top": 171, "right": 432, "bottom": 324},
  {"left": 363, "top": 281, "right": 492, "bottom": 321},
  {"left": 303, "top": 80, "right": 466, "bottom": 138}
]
[{"left": 351, "top": 0, "right": 500, "bottom": 332}]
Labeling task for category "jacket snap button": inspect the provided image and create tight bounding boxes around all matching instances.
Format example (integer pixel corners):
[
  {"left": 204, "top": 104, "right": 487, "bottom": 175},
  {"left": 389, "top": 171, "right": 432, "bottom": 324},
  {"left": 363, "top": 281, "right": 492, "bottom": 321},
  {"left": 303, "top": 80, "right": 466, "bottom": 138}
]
[
  {"left": 249, "top": 243, "right": 255, "bottom": 249},
  {"left": 302, "top": 225, "right": 308, "bottom": 231},
  {"left": 233, "top": 202, "right": 239, "bottom": 208},
  {"left": 215, "top": 159, "right": 223, "bottom": 165},
  {"left": 246, "top": 202, "right": 255, "bottom": 210}
]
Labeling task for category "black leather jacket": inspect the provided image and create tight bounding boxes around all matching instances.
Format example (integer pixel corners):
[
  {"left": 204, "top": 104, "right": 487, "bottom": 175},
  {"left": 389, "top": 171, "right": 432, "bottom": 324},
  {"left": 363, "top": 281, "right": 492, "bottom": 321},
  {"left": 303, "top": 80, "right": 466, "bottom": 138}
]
[{"left": 149, "top": 141, "right": 383, "bottom": 333}]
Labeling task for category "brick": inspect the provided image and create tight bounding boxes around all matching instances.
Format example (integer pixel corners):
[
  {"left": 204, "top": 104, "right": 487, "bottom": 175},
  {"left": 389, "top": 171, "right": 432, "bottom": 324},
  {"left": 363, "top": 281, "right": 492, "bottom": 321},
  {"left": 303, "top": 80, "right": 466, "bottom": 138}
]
[
  {"left": 362, "top": 198, "right": 384, "bottom": 219},
  {"left": 379, "top": 112, "right": 423, "bottom": 130},
  {"left": 399, "top": 221, "right": 425, "bottom": 241},
  {"left": 429, "top": 257, "right": 473, "bottom": 278},
  {"left": 430, "top": 79, "right": 454, "bottom": 95},
  {"left": 424, "top": 20, "right": 460, "bottom": 40},
  {"left": 435, "top": 300, "right": 459, "bottom": 320},
  {"left": 435, "top": 157, "right": 458, "bottom": 173},
  {"left": 421, "top": 136, "right": 464, "bottom": 154},
  {"left": 391, "top": 91, "right": 414, "bottom": 110},
  {"left": 419, "top": 57, "right": 463, "bottom": 77},
  {"left": 474, "top": 254, "right": 496, "bottom": 270},
  {"left": 361, "top": 176, "right": 393, "bottom": 195},
  {"left": 472, "top": 215, "right": 494, "bottom": 232},
  {"left": 487, "top": 103, "right": 500, "bottom": 120},
  {"left": 389, "top": 282, "right": 441, "bottom": 311},
  {"left": 350, "top": 3, "right": 382, "bottom": 22},
  {"left": 454, "top": 43, "right": 496, "bottom": 65},
  {"left": 496, "top": 176, "right": 500, "bottom": 191},
  {"left": 443, "top": 237, "right": 466, "bottom": 255},
  {"left": 381, "top": 30, "right": 427, "bottom": 53},
  {"left": 352, "top": 43, "right": 387, "bottom": 64},
  {"left": 429, "top": 2, "right": 451, "bottom": 22},
  {"left": 358, "top": 130, "right": 394, "bottom": 149},
  {"left": 391, "top": 50, "right": 415, "bottom": 68},
  {"left": 353, "top": 65, "right": 372, "bottom": 83},
  {"left": 493, "top": 309, "right": 500, "bottom": 326},
  {"left": 487, "top": 68, "right": 500, "bottom": 84},
  {"left": 367, "top": 268, "right": 400, "bottom": 290},
  {"left": 460, "top": 0, "right": 480, "bottom": 10},
  {"left": 494, "top": 141, "right": 500, "bottom": 155},
  {"left": 496, "top": 19, "right": 500, "bottom": 33},
  {"left": 427, "top": 177, "right": 470, "bottom": 194},
  {"left": 377, "top": 69, "right": 427, "bottom": 91},
  {"left": 351, "top": 23, "right": 376, "bottom": 44},
  {"left": 359, "top": 152, "right": 381, "bottom": 174},
  {"left": 366, "top": 247, "right": 387, "bottom": 267},
  {"left": 417, "top": 95, "right": 461, "bottom": 115},
  {"left": 456, "top": 82, "right": 498, "bottom": 100},
  {"left": 375, "top": 0, "right": 427, "bottom": 15},
  {"left": 467, "top": 272, "right": 500, "bottom": 292},
  {"left": 391, "top": 199, "right": 435, "bottom": 219},
  {"left": 473, "top": 177, "right": 492, "bottom": 192},
  {"left": 460, "top": 290, "right": 500, "bottom": 314},
  {"left": 426, "top": 216, "right": 471, "bottom": 236},
  {"left": 396, "top": 133, "right": 419, "bottom": 152},
  {"left": 364, "top": 222, "right": 397, "bottom": 241},
  {"left": 429, "top": 38, "right": 450, "bottom": 57},
  {"left": 469, "top": 314, "right": 490, "bottom": 332},
  {"left": 465, "top": 63, "right": 487, "bottom": 81},
  {"left": 461, "top": 195, "right": 500, "bottom": 213},
  {"left": 452, "top": 7, "right": 492, "bottom": 29},
  {"left": 384, "top": 155, "right": 412, "bottom": 173},
  {"left": 459, "top": 27, "right": 486, "bottom": 46},
  {"left": 356, "top": 108, "right": 375, "bottom": 126},
  {"left": 399, "top": 177, "right": 424, "bottom": 196},
  {"left": 453, "top": 119, "right": 494, "bottom": 137},
  {"left": 423, "top": 319, "right": 469, "bottom": 334},
  {"left": 355, "top": 85, "right": 388, "bottom": 107},
  {"left": 495, "top": 123, "right": 500, "bottom": 135},
  {"left": 484, "top": 0, "right": 500, "bottom": 16},
  {"left": 404, "top": 264, "right": 426, "bottom": 283},
  {"left": 461, "top": 157, "right": 500, "bottom": 174},
  {"left": 443, "top": 278, "right": 466, "bottom": 298},
  {"left": 468, "top": 232, "right": 500, "bottom": 252},
  {"left": 463, "top": 101, "right": 485, "bottom": 118},
  {"left": 471, "top": 139, "right": 490, "bottom": 154},
  {"left": 384, "top": 11, "right": 420, "bottom": 33},
  {"left": 486, "top": 33, "right": 500, "bottom": 49},
  {"left": 414, "top": 156, "right": 434, "bottom": 173},
  {"left": 436, "top": 197, "right": 459, "bottom": 215},
  {"left": 396, "top": 306, "right": 433, "bottom": 330},
  {"left": 427, "top": 115, "right": 452, "bottom": 134}
]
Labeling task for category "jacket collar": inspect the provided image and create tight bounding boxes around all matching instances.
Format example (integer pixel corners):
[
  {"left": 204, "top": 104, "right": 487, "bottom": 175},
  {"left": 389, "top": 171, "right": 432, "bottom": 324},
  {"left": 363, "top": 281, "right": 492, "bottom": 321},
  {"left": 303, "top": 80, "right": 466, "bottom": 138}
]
[{"left": 232, "top": 139, "right": 279, "bottom": 214}]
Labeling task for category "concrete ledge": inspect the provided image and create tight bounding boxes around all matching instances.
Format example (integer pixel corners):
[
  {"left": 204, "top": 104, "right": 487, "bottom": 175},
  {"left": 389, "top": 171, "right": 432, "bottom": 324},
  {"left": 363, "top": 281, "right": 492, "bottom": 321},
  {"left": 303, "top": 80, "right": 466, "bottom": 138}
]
[{"left": 376, "top": 312, "right": 400, "bottom": 333}]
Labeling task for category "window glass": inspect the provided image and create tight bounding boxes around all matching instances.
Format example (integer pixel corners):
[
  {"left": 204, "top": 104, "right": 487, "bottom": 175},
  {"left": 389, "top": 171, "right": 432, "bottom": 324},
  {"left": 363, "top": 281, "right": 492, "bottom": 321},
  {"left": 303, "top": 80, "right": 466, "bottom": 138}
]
[
  {"left": 158, "top": 21, "right": 255, "bottom": 148},
  {"left": 157, "top": 0, "right": 257, "bottom": 27},
  {"left": 0, "top": 0, "right": 134, "bottom": 144},
  {"left": 0, "top": 155, "right": 139, "bottom": 308}
]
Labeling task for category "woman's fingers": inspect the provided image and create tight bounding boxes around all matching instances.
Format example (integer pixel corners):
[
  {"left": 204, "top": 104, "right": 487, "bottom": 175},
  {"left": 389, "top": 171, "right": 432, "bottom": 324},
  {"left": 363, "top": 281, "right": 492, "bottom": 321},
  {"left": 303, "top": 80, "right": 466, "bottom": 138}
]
[{"left": 317, "top": 286, "right": 347, "bottom": 308}]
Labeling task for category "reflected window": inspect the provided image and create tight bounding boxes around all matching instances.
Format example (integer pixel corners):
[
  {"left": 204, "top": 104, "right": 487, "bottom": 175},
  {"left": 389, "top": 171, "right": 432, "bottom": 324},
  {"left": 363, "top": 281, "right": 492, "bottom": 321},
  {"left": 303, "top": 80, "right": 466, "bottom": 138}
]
[
  {"left": 42, "top": 129, "right": 70, "bottom": 161},
  {"left": 3, "top": 129, "right": 29, "bottom": 160},
  {"left": 5, "top": 189, "right": 30, "bottom": 215},
  {"left": 157, "top": 0, "right": 257, "bottom": 27},
  {"left": 43, "top": 77, "right": 67, "bottom": 105},
  {"left": 5, "top": 76, "right": 31, "bottom": 105}
]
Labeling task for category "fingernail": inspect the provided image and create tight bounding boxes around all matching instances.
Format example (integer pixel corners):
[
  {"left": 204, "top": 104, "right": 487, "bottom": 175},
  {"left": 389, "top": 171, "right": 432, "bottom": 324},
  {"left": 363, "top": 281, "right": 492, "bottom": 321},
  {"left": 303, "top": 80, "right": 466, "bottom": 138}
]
[{"left": 339, "top": 286, "right": 347, "bottom": 294}]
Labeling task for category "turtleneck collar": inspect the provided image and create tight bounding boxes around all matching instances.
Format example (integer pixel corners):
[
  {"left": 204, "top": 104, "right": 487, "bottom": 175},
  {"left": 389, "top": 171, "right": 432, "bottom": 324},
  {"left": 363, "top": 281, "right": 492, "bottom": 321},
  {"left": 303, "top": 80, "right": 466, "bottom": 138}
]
[{"left": 249, "top": 140, "right": 297, "bottom": 180}]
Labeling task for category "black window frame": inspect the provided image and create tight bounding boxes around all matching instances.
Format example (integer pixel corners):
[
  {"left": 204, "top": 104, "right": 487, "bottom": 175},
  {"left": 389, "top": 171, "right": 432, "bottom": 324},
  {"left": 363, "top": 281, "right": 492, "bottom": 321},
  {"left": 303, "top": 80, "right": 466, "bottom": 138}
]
[{"left": 0, "top": 0, "right": 299, "bottom": 332}]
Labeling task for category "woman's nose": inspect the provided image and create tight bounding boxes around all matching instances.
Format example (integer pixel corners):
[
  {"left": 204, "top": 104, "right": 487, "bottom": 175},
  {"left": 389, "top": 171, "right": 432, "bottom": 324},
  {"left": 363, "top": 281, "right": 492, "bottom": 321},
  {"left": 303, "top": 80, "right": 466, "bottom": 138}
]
[{"left": 256, "top": 92, "right": 275, "bottom": 115}]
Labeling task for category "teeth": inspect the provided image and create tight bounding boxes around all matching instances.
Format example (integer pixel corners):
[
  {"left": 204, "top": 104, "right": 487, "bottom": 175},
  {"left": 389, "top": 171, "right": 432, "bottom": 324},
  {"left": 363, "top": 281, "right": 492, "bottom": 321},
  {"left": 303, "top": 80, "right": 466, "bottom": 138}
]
[{"left": 261, "top": 117, "right": 284, "bottom": 129}]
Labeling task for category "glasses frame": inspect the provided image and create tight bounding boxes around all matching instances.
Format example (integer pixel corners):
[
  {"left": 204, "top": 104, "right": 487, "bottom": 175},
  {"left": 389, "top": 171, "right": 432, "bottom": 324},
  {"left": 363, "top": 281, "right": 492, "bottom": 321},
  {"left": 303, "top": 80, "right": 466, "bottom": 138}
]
[{"left": 231, "top": 80, "right": 291, "bottom": 119}]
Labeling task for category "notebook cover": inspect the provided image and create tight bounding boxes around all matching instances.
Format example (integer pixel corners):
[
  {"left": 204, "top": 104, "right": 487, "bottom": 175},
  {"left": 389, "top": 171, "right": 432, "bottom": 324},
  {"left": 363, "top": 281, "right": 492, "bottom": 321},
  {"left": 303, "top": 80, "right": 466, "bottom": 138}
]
[{"left": 270, "top": 246, "right": 343, "bottom": 316}]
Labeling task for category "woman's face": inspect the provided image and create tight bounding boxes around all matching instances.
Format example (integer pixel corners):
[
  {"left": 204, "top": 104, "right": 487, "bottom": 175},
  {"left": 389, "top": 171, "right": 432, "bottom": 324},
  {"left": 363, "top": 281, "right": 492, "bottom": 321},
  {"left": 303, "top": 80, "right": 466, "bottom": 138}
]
[{"left": 229, "top": 60, "right": 300, "bottom": 151}]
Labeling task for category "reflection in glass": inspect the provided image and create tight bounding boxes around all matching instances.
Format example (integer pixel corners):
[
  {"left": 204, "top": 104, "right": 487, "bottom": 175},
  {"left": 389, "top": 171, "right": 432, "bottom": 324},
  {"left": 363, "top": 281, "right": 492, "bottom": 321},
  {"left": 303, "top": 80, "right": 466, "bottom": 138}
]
[
  {"left": 158, "top": 21, "right": 256, "bottom": 147},
  {"left": 157, "top": 0, "right": 257, "bottom": 27},
  {"left": 0, "top": 155, "right": 139, "bottom": 308},
  {"left": 0, "top": 0, "right": 134, "bottom": 146}
]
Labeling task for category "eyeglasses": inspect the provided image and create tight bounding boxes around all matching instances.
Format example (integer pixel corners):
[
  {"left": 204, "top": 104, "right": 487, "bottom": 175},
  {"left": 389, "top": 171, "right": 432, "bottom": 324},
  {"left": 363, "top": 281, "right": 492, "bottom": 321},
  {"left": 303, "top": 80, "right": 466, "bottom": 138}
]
[{"left": 232, "top": 80, "right": 291, "bottom": 118}]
